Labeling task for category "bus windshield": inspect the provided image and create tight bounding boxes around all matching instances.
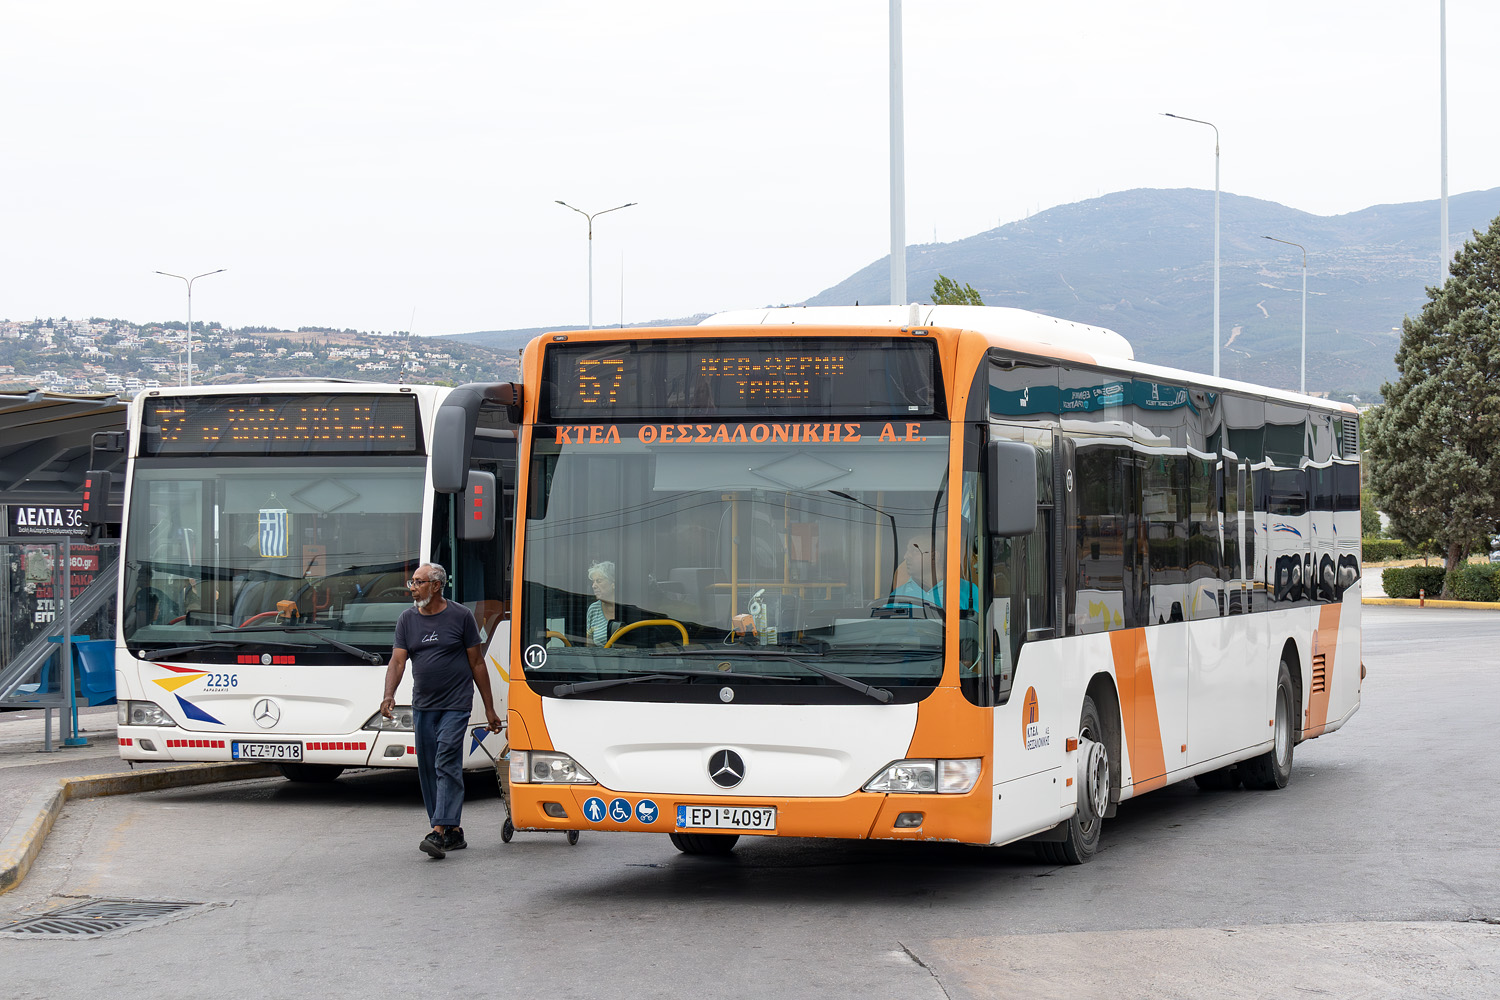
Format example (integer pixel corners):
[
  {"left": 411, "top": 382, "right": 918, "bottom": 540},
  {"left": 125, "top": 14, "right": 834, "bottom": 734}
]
[
  {"left": 122, "top": 457, "right": 426, "bottom": 659},
  {"left": 519, "top": 421, "right": 951, "bottom": 703}
]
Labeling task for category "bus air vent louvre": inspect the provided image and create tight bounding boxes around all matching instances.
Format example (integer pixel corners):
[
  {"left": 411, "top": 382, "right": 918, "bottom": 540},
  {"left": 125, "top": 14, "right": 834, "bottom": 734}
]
[
  {"left": 0, "top": 898, "right": 207, "bottom": 938},
  {"left": 1312, "top": 654, "right": 1328, "bottom": 694},
  {"left": 1340, "top": 419, "right": 1358, "bottom": 458}
]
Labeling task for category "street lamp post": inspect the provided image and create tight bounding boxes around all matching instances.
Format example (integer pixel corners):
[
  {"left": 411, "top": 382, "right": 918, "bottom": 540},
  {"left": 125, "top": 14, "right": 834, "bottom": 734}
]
[
  {"left": 1263, "top": 236, "right": 1307, "bottom": 394},
  {"left": 156, "top": 268, "right": 226, "bottom": 387},
  {"left": 1163, "top": 113, "right": 1220, "bottom": 378},
  {"left": 555, "top": 200, "right": 637, "bottom": 329}
]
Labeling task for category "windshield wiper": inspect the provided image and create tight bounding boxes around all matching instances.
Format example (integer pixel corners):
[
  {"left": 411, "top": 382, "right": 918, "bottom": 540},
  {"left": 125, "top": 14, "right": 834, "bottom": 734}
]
[
  {"left": 145, "top": 641, "right": 238, "bottom": 659},
  {"left": 142, "top": 638, "right": 302, "bottom": 659},
  {"left": 551, "top": 672, "right": 687, "bottom": 698},
  {"left": 212, "top": 624, "right": 383, "bottom": 664},
  {"left": 670, "top": 648, "right": 894, "bottom": 704},
  {"left": 551, "top": 668, "right": 796, "bottom": 698}
]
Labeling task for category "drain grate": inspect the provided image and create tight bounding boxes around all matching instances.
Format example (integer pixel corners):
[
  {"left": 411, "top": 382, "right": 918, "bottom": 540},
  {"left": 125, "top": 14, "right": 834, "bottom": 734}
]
[{"left": 2, "top": 898, "right": 204, "bottom": 937}]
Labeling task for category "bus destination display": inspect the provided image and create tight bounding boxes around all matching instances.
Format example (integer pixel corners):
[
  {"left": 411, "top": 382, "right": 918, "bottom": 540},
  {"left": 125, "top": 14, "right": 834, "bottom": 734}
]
[
  {"left": 545, "top": 338, "right": 937, "bottom": 420},
  {"left": 141, "top": 394, "right": 421, "bottom": 456}
]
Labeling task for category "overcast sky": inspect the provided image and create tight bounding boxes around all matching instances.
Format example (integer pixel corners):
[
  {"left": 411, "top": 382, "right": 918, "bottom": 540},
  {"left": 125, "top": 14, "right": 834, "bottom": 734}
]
[{"left": 3, "top": 2, "right": 1495, "bottom": 336}]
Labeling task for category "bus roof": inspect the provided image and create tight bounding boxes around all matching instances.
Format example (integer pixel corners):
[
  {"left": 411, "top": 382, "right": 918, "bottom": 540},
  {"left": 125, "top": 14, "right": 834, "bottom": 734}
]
[
  {"left": 699, "top": 305, "right": 1352, "bottom": 414},
  {"left": 700, "top": 305, "right": 1134, "bottom": 361}
]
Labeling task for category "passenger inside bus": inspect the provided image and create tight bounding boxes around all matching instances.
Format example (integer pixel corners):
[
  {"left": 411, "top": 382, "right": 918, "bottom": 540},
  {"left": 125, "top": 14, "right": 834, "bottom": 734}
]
[{"left": 585, "top": 560, "right": 618, "bottom": 645}]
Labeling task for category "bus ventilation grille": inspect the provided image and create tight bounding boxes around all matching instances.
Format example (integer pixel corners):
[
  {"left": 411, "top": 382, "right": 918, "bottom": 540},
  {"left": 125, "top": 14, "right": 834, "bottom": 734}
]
[
  {"left": 0, "top": 898, "right": 207, "bottom": 938},
  {"left": 1312, "top": 653, "right": 1328, "bottom": 694},
  {"left": 1340, "top": 419, "right": 1359, "bottom": 458}
]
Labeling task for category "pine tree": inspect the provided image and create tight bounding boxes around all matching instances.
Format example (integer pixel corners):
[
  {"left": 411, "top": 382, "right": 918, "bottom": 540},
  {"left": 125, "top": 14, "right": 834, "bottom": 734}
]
[
  {"left": 1367, "top": 212, "right": 1500, "bottom": 591},
  {"left": 931, "top": 275, "right": 985, "bottom": 306}
]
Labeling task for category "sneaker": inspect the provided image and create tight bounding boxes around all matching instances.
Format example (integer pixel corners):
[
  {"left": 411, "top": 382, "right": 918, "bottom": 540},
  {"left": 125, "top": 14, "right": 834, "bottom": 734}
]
[
  {"left": 442, "top": 827, "right": 467, "bottom": 851},
  {"left": 420, "top": 830, "right": 446, "bottom": 859}
]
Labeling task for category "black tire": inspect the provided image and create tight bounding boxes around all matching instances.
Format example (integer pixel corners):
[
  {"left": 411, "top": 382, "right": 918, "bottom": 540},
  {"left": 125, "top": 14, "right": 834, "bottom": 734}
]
[
  {"left": 566, "top": 830, "right": 580, "bottom": 846},
  {"left": 1241, "top": 661, "right": 1295, "bottom": 790},
  {"left": 501, "top": 818, "right": 514, "bottom": 843},
  {"left": 277, "top": 763, "right": 344, "bottom": 783},
  {"left": 1193, "top": 765, "right": 1241, "bottom": 791},
  {"left": 668, "top": 832, "right": 739, "bottom": 855},
  {"left": 1035, "top": 695, "right": 1110, "bottom": 865}
]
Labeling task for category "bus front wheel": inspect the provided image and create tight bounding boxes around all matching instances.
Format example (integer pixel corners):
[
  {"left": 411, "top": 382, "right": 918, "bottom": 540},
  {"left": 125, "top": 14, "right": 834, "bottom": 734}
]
[
  {"left": 1036, "top": 695, "right": 1109, "bottom": 865},
  {"left": 669, "top": 832, "right": 739, "bottom": 856}
]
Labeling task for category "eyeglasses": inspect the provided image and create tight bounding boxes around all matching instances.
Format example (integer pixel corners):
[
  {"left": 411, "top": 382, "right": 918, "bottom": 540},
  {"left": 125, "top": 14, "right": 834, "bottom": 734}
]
[{"left": 405, "top": 578, "right": 436, "bottom": 588}]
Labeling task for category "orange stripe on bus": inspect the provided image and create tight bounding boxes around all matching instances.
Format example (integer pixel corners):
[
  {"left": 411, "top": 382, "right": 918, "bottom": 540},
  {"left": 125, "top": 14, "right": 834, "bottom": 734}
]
[
  {"left": 1109, "top": 629, "right": 1168, "bottom": 793},
  {"left": 1305, "top": 604, "right": 1341, "bottom": 738}
]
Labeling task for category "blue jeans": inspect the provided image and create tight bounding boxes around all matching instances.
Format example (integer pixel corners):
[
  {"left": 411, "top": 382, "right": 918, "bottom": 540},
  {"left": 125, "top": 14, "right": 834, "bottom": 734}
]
[{"left": 414, "top": 709, "right": 469, "bottom": 828}]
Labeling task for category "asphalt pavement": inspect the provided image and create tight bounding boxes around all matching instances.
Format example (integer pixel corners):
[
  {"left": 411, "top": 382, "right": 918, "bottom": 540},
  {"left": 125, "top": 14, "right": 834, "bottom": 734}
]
[{"left": 0, "top": 704, "right": 275, "bottom": 893}]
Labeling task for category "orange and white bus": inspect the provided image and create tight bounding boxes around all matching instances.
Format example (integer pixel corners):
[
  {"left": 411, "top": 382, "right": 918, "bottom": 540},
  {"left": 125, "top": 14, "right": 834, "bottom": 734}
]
[{"left": 472, "top": 305, "right": 1361, "bottom": 861}]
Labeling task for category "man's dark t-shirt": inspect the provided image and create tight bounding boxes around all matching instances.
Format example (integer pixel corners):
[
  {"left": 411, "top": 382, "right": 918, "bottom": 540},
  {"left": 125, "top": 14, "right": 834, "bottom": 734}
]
[{"left": 394, "top": 602, "right": 482, "bottom": 711}]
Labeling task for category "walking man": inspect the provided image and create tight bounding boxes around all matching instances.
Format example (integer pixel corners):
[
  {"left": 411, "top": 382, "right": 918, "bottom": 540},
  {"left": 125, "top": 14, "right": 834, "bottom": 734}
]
[{"left": 380, "top": 562, "right": 502, "bottom": 858}]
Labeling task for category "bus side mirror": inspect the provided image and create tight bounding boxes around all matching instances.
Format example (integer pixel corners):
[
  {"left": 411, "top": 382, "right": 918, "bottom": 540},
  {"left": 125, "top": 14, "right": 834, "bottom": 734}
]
[
  {"left": 433, "top": 382, "right": 522, "bottom": 494},
  {"left": 987, "top": 439, "right": 1037, "bottom": 537},
  {"left": 459, "top": 470, "right": 497, "bottom": 542}
]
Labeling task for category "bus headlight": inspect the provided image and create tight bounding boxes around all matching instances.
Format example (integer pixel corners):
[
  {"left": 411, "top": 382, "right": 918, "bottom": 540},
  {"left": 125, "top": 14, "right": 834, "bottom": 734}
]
[
  {"left": 864, "top": 758, "right": 982, "bottom": 794},
  {"left": 509, "top": 750, "right": 595, "bottom": 785},
  {"left": 118, "top": 701, "right": 173, "bottom": 727},
  {"left": 364, "top": 707, "right": 415, "bottom": 731}
]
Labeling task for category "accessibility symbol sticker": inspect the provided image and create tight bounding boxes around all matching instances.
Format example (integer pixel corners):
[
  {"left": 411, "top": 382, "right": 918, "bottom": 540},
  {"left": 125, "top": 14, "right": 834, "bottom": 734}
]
[
  {"left": 634, "top": 799, "right": 659, "bottom": 824},
  {"left": 583, "top": 797, "right": 606, "bottom": 823},
  {"left": 608, "top": 798, "right": 632, "bottom": 823}
]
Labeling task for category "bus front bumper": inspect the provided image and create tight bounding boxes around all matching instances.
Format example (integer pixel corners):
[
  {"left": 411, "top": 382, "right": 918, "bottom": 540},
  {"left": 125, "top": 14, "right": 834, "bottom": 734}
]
[
  {"left": 115, "top": 726, "right": 416, "bottom": 768},
  {"left": 507, "top": 782, "right": 990, "bottom": 843}
]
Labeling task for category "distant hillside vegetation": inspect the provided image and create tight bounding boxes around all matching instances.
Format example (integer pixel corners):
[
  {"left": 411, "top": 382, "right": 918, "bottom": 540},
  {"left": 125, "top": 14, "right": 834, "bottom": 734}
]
[{"left": 806, "top": 187, "right": 1500, "bottom": 399}]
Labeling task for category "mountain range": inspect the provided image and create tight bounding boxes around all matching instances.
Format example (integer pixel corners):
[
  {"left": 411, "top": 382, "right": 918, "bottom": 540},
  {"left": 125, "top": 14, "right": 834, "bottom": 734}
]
[{"left": 449, "top": 186, "right": 1500, "bottom": 401}]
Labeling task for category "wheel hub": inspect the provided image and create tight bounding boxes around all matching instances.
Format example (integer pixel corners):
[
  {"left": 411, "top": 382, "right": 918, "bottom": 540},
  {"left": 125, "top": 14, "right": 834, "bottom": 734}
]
[{"left": 1078, "top": 738, "right": 1110, "bottom": 820}]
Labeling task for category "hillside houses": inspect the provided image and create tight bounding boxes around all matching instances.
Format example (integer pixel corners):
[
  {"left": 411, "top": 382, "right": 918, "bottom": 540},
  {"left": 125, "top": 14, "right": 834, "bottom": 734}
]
[{"left": 0, "top": 317, "right": 501, "bottom": 395}]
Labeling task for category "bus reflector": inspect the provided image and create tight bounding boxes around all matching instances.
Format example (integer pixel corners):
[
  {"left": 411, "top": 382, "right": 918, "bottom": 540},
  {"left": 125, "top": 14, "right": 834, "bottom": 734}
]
[
  {"left": 166, "top": 739, "right": 227, "bottom": 749},
  {"left": 307, "top": 741, "right": 368, "bottom": 751}
]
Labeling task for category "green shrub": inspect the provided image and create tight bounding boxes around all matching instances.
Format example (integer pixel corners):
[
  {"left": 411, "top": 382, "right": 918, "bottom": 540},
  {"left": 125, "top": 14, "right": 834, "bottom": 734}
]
[
  {"left": 1362, "top": 538, "right": 1409, "bottom": 562},
  {"left": 1446, "top": 563, "right": 1500, "bottom": 602},
  {"left": 1382, "top": 565, "right": 1446, "bottom": 599},
  {"left": 1360, "top": 490, "right": 1382, "bottom": 536}
]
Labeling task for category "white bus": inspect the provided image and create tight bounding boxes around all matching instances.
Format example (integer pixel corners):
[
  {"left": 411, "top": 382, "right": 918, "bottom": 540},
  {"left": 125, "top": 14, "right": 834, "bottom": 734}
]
[
  {"left": 109, "top": 379, "right": 518, "bottom": 780},
  {"left": 491, "top": 306, "right": 1362, "bottom": 860}
]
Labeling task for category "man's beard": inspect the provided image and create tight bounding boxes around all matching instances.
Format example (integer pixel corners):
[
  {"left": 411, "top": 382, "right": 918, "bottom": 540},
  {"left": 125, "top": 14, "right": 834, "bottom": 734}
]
[{"left": 413, "top": 594, "right": 434, "bottom": 609}]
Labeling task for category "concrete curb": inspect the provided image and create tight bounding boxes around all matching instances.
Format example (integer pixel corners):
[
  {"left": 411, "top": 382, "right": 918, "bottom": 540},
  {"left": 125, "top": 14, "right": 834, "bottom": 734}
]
[
  {"left": 0, "top": 762, "right": 280, "bottom": 895},
  {"left": 1363, "top": 597, "right": 1500, "bottom": 610}
]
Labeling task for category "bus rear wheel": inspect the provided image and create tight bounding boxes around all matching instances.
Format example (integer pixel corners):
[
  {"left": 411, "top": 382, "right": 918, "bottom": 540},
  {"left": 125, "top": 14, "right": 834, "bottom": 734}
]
[
  {"left": 669, "top": 832, "right": 739, "bottom": 856},
  {"left": 1240, "top": 662, "right": 1295, "bottom": 790},
  {"left": 1036, "top": 695, "right": 1109, "bottom": 865},
  {"left": 277, "top": 763, "right": 344, "bottom": 783}
]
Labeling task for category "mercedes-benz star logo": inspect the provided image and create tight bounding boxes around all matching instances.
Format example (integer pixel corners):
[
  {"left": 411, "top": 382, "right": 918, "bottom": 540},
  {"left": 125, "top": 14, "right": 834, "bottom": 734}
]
[
  {"left": 708, "top": 749, "right": 745, "bottom": 788},
  {"left": 252, "top": 698, "right": 281, "bottom": 729}
]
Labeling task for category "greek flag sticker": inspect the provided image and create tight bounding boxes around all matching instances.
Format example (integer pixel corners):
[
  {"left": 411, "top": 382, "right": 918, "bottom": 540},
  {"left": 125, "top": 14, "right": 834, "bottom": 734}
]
[{"left": 259, "top": 508, "right": 289, "bottom": 558}]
